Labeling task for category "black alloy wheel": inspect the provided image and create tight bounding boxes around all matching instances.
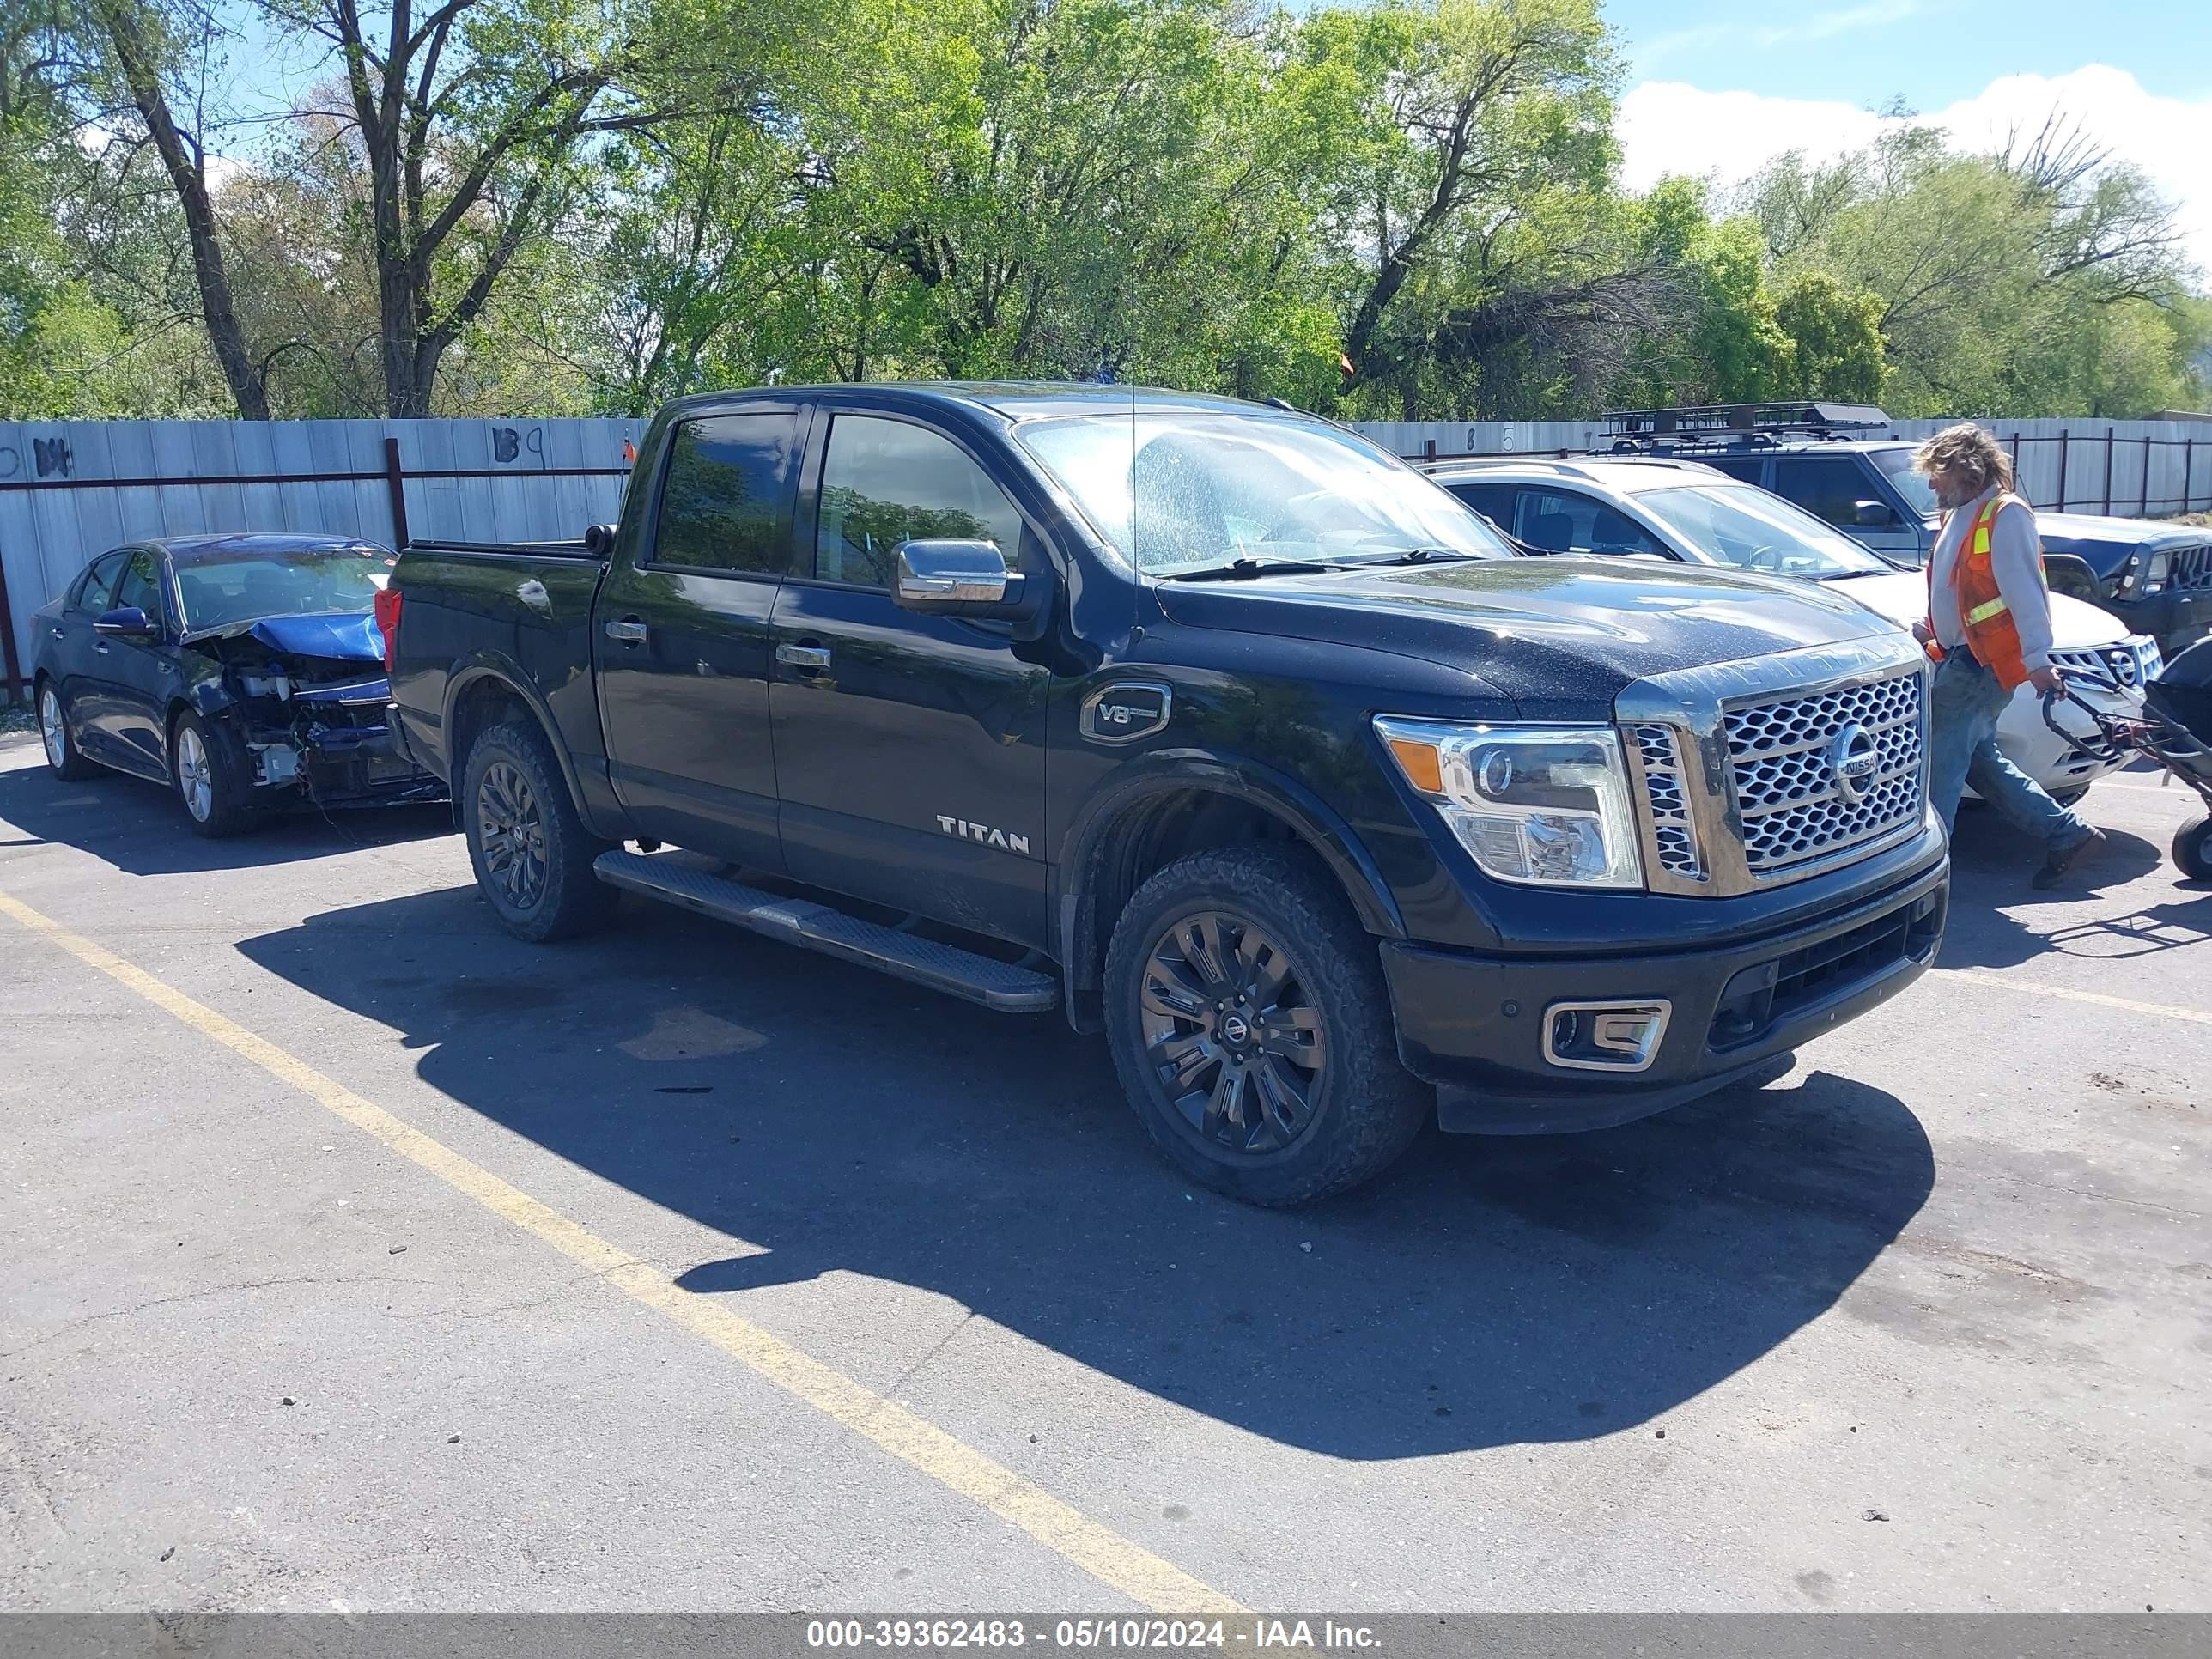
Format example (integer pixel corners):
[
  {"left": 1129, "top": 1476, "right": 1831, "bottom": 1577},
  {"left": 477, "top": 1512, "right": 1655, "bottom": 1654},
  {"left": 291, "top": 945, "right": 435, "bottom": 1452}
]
[
  {"left": 476, "top": 758, "right": 549, "bottom": 912},
  {"left": 1139, "top": 909, "right": 1325, "bottom": 1155},
  {"left": 459, "top": 720, "right": 616, "bottom": 942},
  {"left": 1103, "top": 844, "right": 1428, "bottom": 1206}
]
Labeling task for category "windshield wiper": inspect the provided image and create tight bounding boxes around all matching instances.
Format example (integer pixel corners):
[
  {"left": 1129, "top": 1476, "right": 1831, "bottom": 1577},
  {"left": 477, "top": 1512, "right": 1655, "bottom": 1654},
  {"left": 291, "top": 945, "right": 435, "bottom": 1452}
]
[
  {"left": 1346, "top": 546, "right": 1482, "bottom": 565},
  {"left": 1814, "top": 568, "right": 1892, "bottom": 581},
  {"left": 1160, "top": 556, "right": 1350, "bottom": 581}
]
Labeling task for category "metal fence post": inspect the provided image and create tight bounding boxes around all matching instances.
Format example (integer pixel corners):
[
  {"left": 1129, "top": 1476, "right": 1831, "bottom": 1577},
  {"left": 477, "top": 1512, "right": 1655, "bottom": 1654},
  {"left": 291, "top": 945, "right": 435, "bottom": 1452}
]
[
  {"left": 2141, "top": 434, "right": 2152, "bottom": 516},
  {"left": 383, "top": 437, "right": 412, "bottom": 549},
  {"left": 2103, "top": 426, "right": 2115, "bottom": 515},
  {"left": 2055, "top": 435, "right": 2069, "bottom": 512},
  {"left": 2188, "top": 436, "right": 2197, "bottom": 514},
  {"left": 0, "top": 559, "right": 21, "bottom": 707}
]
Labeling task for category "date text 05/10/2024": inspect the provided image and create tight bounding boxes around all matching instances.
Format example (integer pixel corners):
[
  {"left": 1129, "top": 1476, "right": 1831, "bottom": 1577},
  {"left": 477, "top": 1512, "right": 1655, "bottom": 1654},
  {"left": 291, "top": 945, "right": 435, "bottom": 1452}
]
[{"left": 803, "top": 1620, "right": 1383, "bottom": 1650}]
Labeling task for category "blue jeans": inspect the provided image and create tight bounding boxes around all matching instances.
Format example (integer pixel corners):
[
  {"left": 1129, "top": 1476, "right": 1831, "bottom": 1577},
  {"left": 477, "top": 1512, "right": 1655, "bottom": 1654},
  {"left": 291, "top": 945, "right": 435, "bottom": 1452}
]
[{"left": 1927, "top": 652, "right": 2090, "bottom": 848}]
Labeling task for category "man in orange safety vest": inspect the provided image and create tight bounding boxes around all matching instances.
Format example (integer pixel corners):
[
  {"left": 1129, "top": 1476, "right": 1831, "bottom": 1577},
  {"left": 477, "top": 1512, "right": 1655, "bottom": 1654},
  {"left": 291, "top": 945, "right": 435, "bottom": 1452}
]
[{"left": 1914, "top": 423, "right": 2103, "bottom": 890}]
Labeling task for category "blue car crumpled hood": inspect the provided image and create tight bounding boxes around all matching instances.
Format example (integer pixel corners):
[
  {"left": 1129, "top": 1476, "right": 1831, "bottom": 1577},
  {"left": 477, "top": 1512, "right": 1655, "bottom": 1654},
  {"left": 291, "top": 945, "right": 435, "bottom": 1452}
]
[{"left": 185, "top": 611, "right": 384, "bottom": 663}]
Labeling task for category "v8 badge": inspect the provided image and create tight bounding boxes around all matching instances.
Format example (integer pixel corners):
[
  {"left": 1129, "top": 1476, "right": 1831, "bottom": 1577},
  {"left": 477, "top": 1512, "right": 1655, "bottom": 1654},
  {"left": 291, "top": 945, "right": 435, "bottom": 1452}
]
[{"left": 1080, "top": 681, "right": 1172, "bottom": 744}]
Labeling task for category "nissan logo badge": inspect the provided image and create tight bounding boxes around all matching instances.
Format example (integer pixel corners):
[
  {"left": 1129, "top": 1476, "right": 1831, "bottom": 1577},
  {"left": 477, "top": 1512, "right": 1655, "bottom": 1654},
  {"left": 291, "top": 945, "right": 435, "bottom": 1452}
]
[{"left": 1828, "top": 721, "right": 1879, "bottom": 804}]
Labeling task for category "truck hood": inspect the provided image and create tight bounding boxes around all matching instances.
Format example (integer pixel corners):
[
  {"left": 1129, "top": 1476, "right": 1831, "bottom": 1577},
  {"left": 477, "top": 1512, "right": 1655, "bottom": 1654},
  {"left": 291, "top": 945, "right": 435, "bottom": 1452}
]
[
  {"left": 2033, "top": 512, "right": 2209, "bottom": 577},
  {"left": 1154, "top": 556, "right": 1894, "bottom": 719},
  {"left": 1814, "top": 571, "right": 2132, "bottom": 647},
  {"left": 180, "top": 611, "right": 385, "bottom": 663}
]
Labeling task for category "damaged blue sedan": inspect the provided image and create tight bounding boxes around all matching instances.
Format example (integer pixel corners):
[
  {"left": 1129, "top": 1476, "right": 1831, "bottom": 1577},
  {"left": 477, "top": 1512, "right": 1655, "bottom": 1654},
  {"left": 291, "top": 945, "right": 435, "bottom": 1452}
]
[{"left": 31, "top": 532, "right": 445, "bottom": 836}]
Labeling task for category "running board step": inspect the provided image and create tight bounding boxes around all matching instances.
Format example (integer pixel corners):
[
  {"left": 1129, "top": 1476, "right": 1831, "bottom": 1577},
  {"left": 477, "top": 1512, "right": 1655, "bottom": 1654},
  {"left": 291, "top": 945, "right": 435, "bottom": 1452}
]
[{"left": 592, "top": 849, "right": 1057, "bottom": 1014}]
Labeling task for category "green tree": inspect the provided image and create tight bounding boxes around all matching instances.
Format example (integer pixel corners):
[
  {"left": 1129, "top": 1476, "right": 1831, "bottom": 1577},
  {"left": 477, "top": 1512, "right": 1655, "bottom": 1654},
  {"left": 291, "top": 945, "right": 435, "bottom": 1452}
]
[{"left": 1771, "top": 269, "right": 1886, "bottom": 402}]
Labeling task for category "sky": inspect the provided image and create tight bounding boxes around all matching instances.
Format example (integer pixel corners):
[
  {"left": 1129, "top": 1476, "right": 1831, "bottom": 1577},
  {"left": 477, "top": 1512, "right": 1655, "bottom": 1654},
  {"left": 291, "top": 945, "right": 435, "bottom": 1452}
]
[{"left": 1605, "top": 0, "right": 2212, "bottom": 276}]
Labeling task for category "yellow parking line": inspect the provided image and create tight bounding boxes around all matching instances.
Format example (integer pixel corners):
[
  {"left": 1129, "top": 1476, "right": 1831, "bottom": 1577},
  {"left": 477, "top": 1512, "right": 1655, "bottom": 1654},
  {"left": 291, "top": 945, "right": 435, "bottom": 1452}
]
[
  {"left": 0, "top": 889, "right": 1243, "bottom": 1616},
  {"left": 1936, "top": 968, "right": 2212, "bottom": 1025}
]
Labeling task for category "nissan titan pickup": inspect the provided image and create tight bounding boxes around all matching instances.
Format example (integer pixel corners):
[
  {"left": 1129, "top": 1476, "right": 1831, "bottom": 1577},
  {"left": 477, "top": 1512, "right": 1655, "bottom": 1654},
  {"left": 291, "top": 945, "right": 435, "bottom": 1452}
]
[{"left": 382, "top": 384, "right": 1950, "bottom": 1205}]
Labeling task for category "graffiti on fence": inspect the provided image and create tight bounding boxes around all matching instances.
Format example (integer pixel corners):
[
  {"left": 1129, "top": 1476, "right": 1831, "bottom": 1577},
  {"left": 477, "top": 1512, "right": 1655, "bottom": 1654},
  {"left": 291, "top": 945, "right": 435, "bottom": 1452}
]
[{"left": 491, "top": 425, "right": 548, "bottom": 467}]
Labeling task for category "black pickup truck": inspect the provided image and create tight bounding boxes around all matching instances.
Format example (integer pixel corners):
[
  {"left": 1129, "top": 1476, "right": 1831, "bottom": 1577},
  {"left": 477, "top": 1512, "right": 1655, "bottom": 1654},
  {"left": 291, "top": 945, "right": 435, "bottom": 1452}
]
[{"left": 383, "top": 383, "right": 1948, "bottom": 1204}]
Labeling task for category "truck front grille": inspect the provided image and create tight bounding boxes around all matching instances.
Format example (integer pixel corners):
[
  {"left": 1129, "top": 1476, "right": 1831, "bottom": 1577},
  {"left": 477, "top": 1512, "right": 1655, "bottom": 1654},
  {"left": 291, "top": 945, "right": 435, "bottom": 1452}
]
[
  {"left": 1723, "top": 674, "right": 1925, "bottom": 874},
  {"left": 2169, "top": 544, "right": 2212, "bottom": 593}
]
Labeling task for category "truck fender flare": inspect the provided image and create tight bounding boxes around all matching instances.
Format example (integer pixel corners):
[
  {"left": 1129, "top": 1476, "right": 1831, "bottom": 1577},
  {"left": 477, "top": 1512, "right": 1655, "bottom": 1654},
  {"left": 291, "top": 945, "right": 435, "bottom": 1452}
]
[
  {"left": 441, "top": 657, "right": 595, "bottom": 823},
  {"left": 1058, "top": 750, "right": 1407, "bottom": 993}
]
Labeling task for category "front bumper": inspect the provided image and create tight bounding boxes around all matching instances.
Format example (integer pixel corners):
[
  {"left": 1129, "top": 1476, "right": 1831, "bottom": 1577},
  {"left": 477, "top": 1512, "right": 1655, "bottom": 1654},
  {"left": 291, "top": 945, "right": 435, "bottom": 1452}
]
[
  {"left": 1382, "top": 854, "right": 1948, "bottom": 1134},
  {"left": 247, "top": 716, "right": 445, "bottom": 809},
  {"left": 2098, "top": 590, "right": 2212, "bottom": 655}
]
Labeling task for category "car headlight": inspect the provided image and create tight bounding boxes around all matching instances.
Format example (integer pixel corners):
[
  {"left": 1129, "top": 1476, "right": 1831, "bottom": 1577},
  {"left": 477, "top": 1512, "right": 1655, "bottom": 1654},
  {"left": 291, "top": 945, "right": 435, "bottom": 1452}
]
[
  {"left": 1374, "top": 718, "right": 1644, "bottom": 890},
  {"left": 2142, "top": 550, "right": 2171, "bottom": 595},
  {"left": 2136, "top": 638, "right": 2164, "bottom": 684}
]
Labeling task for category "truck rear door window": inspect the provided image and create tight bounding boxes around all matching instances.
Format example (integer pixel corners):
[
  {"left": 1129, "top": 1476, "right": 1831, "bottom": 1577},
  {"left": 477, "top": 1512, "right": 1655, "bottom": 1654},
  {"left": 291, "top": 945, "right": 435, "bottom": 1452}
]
[
  {"left": 813, "top": 416, "right": 1026, "bottom": 588},
  {"left": 654, "top": 413, "right": 801, "bottom": 575}
]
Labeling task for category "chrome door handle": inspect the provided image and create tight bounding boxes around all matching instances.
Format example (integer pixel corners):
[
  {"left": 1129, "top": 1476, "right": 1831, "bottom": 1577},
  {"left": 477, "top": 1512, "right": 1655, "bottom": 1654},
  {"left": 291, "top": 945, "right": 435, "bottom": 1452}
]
[
  {"left": 94, "top": 642, "right": 110, "bottom": 655},
  {"left": 775, "top": 643, "right": 832, "bottom": 672},
  {"left": 604, "top": 619, "right": 648, "bottom": 644},
  {"left": 50, "top": 627, "right": 64, "bottom": 640}
]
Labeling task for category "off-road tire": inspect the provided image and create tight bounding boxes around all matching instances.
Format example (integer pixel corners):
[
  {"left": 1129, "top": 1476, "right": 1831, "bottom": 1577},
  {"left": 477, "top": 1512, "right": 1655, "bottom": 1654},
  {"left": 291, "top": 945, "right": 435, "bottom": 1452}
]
[
  {"left": 1103, "top": 844, "right": 1429, "bottom": 1206},
  {"left": 171, "top": 709, "right": 259, "bottom": 838},
  {"left": 2174, "top": 812, "right": 2212, "bottom": 883},
  {"left": 36, "top": 679, "right": 100, "bottom": 781},
  {"left": 461, "top": 719, "right": 617, "bottom": 942}
]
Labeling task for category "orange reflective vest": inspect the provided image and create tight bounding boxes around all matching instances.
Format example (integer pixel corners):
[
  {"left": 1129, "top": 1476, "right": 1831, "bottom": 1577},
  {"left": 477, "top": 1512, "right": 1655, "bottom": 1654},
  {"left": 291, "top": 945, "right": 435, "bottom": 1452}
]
[{"left": 1925, "top": 492, "right": 2045, "bottom": 694}]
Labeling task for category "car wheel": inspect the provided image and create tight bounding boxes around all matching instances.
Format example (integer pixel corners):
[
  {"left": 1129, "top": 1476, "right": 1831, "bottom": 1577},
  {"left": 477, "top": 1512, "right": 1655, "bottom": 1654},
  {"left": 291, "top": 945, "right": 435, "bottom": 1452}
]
[
  {"left": 37, "top": 680, "right": 99, "bottom": 781},
  {"left": 2174, "top": 813, "right": 2212, "bottom": 883},
  {"left": 461, "top": 719, "right": 615, "bottom": 942},
  {"left": 171, "top": 710, "right": 258, "bottom": 837},
  {"left": 1103, "top": 844, "right": 1428, "bottom": 1206}
]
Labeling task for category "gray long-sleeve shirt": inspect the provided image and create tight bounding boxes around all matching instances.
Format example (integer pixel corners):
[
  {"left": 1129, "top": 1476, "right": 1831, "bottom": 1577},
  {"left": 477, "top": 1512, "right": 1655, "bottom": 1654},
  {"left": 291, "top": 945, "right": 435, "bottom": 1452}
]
[{"left": 1928, "top": 483, "right": 2052, "bottom": 672}]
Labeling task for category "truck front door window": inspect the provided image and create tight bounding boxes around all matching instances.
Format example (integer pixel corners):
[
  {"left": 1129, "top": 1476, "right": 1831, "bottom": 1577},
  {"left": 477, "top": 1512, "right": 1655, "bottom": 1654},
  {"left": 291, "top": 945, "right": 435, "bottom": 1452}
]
[{"left": 814, "top": 417, "right": 1025, "bottom": 587}]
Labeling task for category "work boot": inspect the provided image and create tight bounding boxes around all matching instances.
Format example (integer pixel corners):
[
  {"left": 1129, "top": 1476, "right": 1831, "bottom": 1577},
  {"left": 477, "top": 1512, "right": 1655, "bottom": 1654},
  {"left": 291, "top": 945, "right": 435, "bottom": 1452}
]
[{"left": 2033, "top": 826, "right": 2107, "bottom": 890}]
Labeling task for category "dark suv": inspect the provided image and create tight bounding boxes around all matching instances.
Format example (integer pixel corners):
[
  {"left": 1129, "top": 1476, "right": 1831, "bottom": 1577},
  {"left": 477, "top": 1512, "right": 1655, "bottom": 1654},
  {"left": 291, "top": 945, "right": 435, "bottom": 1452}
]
[{"left": 1598, "top": 404, "right": 2212, "bottom": 653}]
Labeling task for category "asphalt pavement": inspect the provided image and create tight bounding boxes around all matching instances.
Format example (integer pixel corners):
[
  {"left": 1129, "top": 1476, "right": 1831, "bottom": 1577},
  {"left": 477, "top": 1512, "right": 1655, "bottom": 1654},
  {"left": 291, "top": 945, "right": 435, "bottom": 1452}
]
[{"left": 1, "top": 733, "right": 2206, "bottom": 1613}]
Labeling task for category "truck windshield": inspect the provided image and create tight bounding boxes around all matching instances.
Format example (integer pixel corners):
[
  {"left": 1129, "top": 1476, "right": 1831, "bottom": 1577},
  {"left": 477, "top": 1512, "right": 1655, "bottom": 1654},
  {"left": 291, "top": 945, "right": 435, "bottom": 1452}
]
[
  {"left": 1869, "top": 446, "right": 1939, "bottom": 518},
  {"left": 1016, "top": 413, "right": 1513, "bottom": 575},
  {"left": 174, "top": 548, "right": 397, "bottom": 631},
  {"left": 1636, "top": 484, "right": 1894, "bottom": 580}
]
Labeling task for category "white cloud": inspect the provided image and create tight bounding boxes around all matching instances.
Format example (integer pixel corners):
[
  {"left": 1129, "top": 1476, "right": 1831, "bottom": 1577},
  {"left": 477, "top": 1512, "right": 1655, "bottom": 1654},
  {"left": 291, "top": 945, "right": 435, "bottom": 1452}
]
[{"left": 1617, "top": 65, "right": 2212, "bottom": 279}]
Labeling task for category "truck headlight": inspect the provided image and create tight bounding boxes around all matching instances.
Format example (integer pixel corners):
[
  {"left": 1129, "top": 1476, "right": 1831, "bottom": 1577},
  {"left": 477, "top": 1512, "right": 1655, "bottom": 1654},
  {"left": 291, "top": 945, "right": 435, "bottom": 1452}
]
[
  {"left": 1374, "top": 718, "right": 1644, "bottom": 890},
  {"left": 2142, "top": 550, "right": 2171, "bottom": 595}
]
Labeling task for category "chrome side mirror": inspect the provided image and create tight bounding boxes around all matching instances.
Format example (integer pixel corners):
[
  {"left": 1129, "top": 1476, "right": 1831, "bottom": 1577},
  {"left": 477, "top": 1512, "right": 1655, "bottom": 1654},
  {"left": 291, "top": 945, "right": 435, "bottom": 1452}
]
[
  {"left": 894, "top": 539, "right": 1024, "bottom": 612},
  {"left": 1852, "top": 500, "right": 1898, "bottom": 528}
]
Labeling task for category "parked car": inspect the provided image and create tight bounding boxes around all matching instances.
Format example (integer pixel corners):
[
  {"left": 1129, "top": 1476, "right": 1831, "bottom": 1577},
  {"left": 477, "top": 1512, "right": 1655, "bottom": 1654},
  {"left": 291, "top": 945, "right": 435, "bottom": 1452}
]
[
  {"left": 1594, "top": 403, "right": 2212, "bottom": 653},
  {"left": 385, "top": 383, "right": 1948, "bottom": 1206},
  {"left": 32, "top": 532, "right": 445, "bottom": 836},
  {"left": 1430, "top": 454, "right": 2160, "bottom": 807}
]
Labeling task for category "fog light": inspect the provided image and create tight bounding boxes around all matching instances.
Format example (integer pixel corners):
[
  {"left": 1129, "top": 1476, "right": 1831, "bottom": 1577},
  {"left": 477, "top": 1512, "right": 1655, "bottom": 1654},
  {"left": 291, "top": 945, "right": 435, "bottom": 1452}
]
[{"left": 1542, "top": 1000, "right": 1671, "bottom": 1073}]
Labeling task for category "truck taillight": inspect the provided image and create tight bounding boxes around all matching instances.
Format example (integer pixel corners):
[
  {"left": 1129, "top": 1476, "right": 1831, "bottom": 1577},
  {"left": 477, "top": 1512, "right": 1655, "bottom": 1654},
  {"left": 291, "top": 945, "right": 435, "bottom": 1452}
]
[{"left": 374, "top": 586, "right": 403, "bottom": 673}]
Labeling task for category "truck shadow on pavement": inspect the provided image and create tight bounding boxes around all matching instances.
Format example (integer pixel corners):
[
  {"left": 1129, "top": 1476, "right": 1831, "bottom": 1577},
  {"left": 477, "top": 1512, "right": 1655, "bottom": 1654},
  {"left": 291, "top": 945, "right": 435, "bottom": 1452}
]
[
  {"left": 0, "top": 754, "right": 452, "bottom": 876},
  {"left": 238, "top": 885, "right": 1935, "bottom": 1462}
]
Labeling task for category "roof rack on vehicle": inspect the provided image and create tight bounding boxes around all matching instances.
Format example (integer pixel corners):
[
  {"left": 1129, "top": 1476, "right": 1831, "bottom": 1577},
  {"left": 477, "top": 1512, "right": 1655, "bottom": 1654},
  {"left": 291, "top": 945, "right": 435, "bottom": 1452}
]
[{"left": 1599, "top": 402, "right": 1893, "bottom": 451}]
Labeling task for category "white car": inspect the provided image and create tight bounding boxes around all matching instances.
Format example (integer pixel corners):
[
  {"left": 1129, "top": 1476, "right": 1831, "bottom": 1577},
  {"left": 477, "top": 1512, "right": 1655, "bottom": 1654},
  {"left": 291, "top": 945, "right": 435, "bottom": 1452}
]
[{"left": 1429, "top": 455, "right": 2160, "bottom": 805}]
